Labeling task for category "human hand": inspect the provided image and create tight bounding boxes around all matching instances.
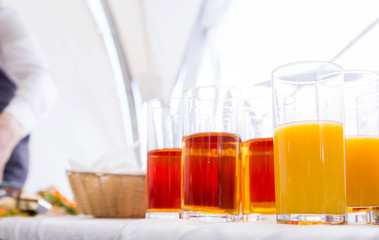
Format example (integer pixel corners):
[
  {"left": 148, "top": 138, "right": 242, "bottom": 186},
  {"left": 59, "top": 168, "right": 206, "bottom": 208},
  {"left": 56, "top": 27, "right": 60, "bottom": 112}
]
[{"left": 0, "top": 113, "right": 23, "bottom": 184}]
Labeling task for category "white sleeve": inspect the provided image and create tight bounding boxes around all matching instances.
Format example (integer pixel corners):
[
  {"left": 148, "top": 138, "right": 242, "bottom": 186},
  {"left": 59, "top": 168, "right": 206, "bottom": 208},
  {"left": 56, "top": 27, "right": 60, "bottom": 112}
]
[{"left": 0, "top": 5, "right": 58, "bottom": 136}]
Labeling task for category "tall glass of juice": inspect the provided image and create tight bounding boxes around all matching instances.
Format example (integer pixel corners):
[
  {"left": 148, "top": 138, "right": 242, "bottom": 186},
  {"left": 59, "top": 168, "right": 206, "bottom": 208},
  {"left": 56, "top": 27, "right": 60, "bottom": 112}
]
[
  {"left": 146, "top": 98, "right": 182, "bottom": 219},
  {"left": 353, "top": 91, "right": 379, "bottom": 224},
  {"left": 241, "top": 95, "right": 275, "bottom": 221},
  {"left": 272, "top": 61, "right": 346, "bottom": 225},
  {"left": 181, "top": 86, "right": 241, "bottom": 222},
  {"left": 344, "top": 71, "right": 379, "bottom": 224}
]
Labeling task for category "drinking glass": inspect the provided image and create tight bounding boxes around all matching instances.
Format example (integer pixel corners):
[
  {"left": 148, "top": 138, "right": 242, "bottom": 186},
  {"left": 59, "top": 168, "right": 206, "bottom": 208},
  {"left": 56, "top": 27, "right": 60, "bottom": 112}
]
[
  {"left": 343, "top": 71, "right": 379, "bottom": 224},
  {"left": 146, "top": 98, "right": 182, "bottom": 219},
  {"left": 272, "top": 61, "right": 346, "bottom": 225},
  {"left": 181, "top": 86, "right": 241, "bottom": 222},
  {"left": 352, "top": 91, "right": 379, "bottom": 224},
  {"left": 241, "top": 96, "right": 275, "bottom": 221}
]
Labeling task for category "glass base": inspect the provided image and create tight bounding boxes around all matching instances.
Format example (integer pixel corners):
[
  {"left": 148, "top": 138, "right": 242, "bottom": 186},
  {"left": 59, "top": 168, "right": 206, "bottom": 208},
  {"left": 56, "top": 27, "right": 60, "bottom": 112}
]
[
  {"left": 347, "top": 207, "right": 371, "bottom": 224},
  {"left": 242, "top": 214, "right": 276, "bottom": 222},
  {"left": 371, "top": 207, "right": 379, "bottom": 224},
  {"left": 276, "top": 214, "right": 346, "bottom": 225},
  {"left": 145, "top": 211, "right": 181, "bottom": 219},
  {"left": 181, "top": 211, "right": 239, "bottom": 222}
]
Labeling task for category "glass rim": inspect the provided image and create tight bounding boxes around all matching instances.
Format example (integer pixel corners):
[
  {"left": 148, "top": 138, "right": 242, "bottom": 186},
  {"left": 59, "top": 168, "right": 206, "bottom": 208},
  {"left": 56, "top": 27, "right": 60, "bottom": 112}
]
[
  {"left": 356, "top": 91, "right": 379, "bottom": 106},
  {"left": 271, "top": 61, "right": 343, "bottom": 85},
  {"left": 182, "top": 85, "right": 241, "bottom": 100},
  {"left": 344, "top": 70, "right": 379, "bottom": 88}
]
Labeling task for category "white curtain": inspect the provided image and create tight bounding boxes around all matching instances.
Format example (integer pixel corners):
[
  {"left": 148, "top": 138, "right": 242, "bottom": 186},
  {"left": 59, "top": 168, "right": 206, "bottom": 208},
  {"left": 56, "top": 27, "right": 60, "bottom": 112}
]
[{"left": 107, "top": 0, "right": 202, "bottom": 100}]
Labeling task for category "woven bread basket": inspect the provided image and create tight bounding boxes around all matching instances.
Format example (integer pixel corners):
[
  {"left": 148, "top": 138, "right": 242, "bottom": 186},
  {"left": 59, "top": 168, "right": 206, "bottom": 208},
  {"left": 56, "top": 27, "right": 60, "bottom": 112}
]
[{"left": 66, "top": 170, "right": 146, "bottom": 218}]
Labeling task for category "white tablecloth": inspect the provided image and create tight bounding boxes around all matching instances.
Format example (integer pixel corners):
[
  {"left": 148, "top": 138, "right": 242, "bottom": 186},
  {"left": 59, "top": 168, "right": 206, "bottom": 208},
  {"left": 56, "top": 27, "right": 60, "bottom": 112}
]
[{"left": 1, "top": 215, "right": 379, "bottom": 240}]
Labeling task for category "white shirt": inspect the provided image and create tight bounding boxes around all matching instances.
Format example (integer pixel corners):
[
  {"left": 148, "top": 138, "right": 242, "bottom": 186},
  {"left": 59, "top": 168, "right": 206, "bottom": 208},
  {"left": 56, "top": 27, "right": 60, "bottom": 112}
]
[{"left": 0, "top": 4, "right": 58, "bottom": 136}]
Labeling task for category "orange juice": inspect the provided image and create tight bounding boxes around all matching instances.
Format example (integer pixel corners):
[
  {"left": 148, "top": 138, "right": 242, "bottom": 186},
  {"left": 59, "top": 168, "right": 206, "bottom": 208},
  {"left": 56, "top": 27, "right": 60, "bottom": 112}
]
[
  {"left": 346, "top": 136, "right": 379, "bottom": 208},
  {"left": 274, "top": 121, "right": 346, "bottom": 217}
]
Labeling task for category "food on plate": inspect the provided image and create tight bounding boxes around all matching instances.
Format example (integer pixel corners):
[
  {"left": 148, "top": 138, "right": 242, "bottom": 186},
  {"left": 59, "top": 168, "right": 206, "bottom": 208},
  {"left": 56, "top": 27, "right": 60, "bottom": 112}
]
[
  {"left": 0, "top": 187, "right": 77, "bottom": 217},
  {"left": 38, "top": 188, "right": 78, "bottom": 215}
]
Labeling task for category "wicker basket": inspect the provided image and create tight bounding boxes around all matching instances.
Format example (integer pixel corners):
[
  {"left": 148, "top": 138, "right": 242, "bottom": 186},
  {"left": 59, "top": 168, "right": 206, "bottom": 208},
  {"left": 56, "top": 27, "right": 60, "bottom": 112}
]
[{"left": 66, "top": 170, "right": 146, "bottom": 218}]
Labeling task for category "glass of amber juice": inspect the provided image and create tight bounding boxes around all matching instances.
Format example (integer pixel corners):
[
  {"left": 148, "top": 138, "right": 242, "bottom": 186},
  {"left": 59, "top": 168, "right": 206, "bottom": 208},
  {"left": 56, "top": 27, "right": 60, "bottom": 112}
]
[
  {"left": 241, "top": 96, "right": 275, "bottom": 221},
  {"left": 181, "top": 86, "right": 241, "bottom": 222},
  {"left": 348, "top": 91, "right": 379, "bottom": 224},
  {"left": 344, "top": 71, "right": 379, "bottom": 224},
  {"left": 272, "top": 61, "right": 346, "bottom": 225},
  {"left": 146, "top": 98, "right": 182, "bottom": 219}
]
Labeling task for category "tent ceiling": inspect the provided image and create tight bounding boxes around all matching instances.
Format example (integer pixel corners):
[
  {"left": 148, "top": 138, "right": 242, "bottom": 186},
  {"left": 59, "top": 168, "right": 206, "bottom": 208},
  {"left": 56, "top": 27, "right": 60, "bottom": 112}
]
[
  {"left": 197, "top": 0, "right": 379, "bottom": 88},
  {"left": 108, "top": 0, "right": 379, "bottom": 97},
  {"left": 108, "top": 0, "right": 202, "bottom": 100}
]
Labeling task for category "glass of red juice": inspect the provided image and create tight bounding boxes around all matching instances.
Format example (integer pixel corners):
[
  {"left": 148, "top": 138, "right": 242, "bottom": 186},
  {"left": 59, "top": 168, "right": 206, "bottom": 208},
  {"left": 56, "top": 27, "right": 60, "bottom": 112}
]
[
  {"left": 146, "top": 98, "right": 182, "bottom": 219},
  {"left": 181, "top": 86, "right": 241, "bottom": 222},
  {"left": 240, "top": 95, "right": 276, "bottom": 221}
]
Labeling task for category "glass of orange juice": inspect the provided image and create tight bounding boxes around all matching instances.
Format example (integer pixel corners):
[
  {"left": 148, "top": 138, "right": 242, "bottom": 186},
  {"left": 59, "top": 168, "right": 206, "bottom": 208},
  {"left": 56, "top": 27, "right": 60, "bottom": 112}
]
[
  {"left": 272, "top": 61, "right": 346, "bottom": 225},
  {"left": 344, "top": 71, "right": 379, "bottom": 224},
  {"left": 146, "top": 98, "right": 183, "bottom": 219},
  {"left": 241, "top": 95, "right": 275, "bottom": 221},
  {"left": 350, "top": 91, "right": 379, "bottom": 225}
]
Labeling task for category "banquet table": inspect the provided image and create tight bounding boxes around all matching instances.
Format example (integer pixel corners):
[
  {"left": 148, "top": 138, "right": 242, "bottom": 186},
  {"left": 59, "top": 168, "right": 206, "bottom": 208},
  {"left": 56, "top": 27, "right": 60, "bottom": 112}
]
[{"left": 1, "top": 215, "right": 379, "bottom": 240}]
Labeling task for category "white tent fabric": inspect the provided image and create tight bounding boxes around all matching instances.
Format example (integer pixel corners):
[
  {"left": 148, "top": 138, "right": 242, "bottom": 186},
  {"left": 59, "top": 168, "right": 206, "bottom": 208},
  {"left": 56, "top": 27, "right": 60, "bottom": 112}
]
[
  {"left": 106, "top": 0, "right": 201, "bottom": 100},
  {"left": 194, "top": 0, "right": 379, "bottom": 89},
  {"left": 2, "top": 0, "right": 379, "bottom": 196}
]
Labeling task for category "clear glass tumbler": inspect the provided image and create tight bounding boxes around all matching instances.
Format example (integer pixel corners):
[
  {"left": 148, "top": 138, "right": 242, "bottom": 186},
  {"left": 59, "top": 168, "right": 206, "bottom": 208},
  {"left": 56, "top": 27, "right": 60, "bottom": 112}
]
[
  {"left": 181, "top": 86, "right": 241, "bottom": 222},
  {"left": 241, "top": 96, "right": 275, "bottom": 221},
  {"left": 353, "top": 91, "right": 379, "bottom": 225},
  {"left": 272, "top": 61, "right": 346, "bottom": 225},
  {"left": 146, "top": 98, "right": 182, "bottom": 219},
  {"left": 343, "top": 71, "right": 379, "bottom": 224}
]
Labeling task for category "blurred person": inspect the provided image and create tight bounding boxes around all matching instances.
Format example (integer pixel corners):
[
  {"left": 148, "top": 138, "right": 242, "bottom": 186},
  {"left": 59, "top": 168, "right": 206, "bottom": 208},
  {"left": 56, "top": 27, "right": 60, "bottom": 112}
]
[{"left": 0, "top": 3, "right": 58, "bottom": 193}]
